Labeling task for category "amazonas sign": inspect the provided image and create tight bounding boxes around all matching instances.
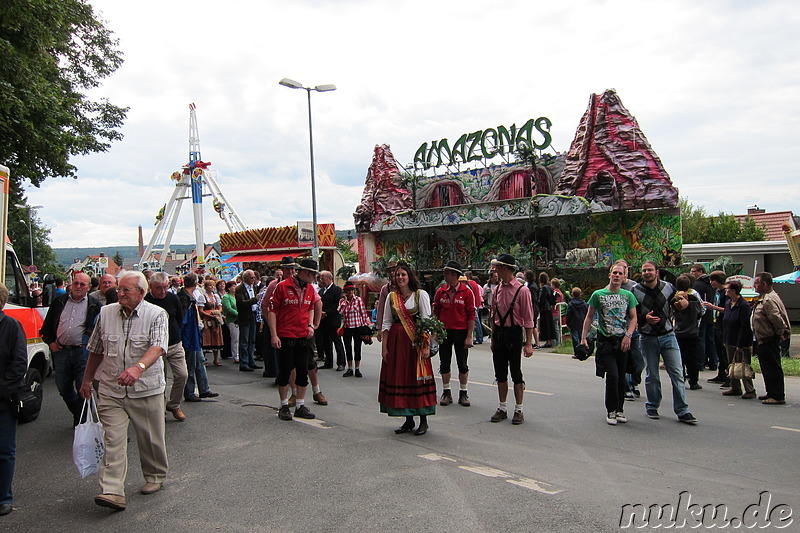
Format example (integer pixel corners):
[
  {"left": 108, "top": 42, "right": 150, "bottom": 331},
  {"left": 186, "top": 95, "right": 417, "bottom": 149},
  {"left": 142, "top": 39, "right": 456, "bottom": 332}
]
[{"left": 413, "top": 117, "right": 552, "bottom": 170}]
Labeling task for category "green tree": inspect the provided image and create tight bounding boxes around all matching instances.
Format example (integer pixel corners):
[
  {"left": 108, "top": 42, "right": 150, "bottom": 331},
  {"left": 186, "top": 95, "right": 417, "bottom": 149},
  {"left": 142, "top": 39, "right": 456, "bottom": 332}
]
[
  {"left": 337, "top": 235, "right": 358, "bottom": 264},
  {"left": 112, "top": 250, "right": 123, "bottom": 268},
  {"left": 2, "top": 1, "right": 127, "bottom": 272},
  {"left": 680, "top": 198, "right": 767, "bottom": 244},
  {"left": 10, "top": 198, "right": 60, "bottom": 274},
  {"left": 0, "top": 0, "right": 128, "bottom": 189}
]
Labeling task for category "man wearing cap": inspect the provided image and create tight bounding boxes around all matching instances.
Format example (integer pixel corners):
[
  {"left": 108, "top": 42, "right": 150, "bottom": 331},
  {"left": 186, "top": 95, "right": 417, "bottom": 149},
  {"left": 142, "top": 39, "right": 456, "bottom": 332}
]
[
  {"left": 488, "top": 254, "right": 535, "bottom": 425},
  {"left": 268, "top": 258, "right": 323, "bottom": 421},
  {"left": 433, "top": 261, "right": 475, "bottom": 407},
  {"left": 375, "top": 261, "right": 398, "bottom": 343}
]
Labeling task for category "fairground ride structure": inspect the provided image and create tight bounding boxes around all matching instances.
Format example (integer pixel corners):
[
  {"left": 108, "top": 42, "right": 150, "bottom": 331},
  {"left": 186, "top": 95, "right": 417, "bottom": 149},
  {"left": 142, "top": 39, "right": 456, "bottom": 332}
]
[{"left": 139, "top": 103, "right": 246, "bottom": 271}]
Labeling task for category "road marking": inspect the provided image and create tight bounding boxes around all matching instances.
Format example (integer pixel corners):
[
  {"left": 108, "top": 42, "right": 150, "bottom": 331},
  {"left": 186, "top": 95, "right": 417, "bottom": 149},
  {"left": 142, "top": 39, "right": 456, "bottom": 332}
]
[
  {"left": 293, "top": 417, "right": 335, "bottom": 429},
  {"left": 771, "top": 426, "right": 800, "bottom": 433},
  {"left": 419, "top": 453, "right": 563, "bottom": 495},
  {"left": 461, "top": 378, "right": 554, "bottom": 396}
]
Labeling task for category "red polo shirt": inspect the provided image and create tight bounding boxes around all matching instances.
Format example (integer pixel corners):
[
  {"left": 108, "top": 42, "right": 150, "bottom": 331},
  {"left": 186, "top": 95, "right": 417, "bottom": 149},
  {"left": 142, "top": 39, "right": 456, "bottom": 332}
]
[
  {"left": 269, "top": 276, "right": 320, "bottom": 338},
  {"left": 433, "top": 282, "right": 476, "bottom": 330}
]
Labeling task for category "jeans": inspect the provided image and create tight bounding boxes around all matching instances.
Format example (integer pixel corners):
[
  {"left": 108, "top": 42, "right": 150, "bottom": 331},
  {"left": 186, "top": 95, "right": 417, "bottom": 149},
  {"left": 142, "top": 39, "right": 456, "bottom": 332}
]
[
  {"left": 0, "top": 405, "right": 16, "bottom": 505},
  {"left": 641, "top": 332, "right": 690, "bottom": 416},
  {"left": 184, "top": 350, "right": 210, "bottom": 398},
  {"left": 474, "top": 310, "right": 484, "bottom": 344},
  {"left": 239, "top": 322, "right": 257, "bottom": 369},
  {"left": 53, "top": 346, "right": 89, "bottom": 419},
  {"left": 570, "top": 329, "right": 582, "bottom": 354}
]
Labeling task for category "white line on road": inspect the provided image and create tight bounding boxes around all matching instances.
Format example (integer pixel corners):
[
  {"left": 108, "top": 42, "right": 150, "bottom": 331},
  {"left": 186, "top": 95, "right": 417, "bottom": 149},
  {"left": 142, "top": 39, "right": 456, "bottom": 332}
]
[
  {"left": 292, "top": 417, "right": 335, "bottom": 429},
  {"left": 419, "top": 453, "right": 563, "bottom": 495},
  {"left": 771, "top": 426, "right": 800, "bottom": 433},
  {"left": 461, "top": 378, "right": 554, "bottom": 396}
]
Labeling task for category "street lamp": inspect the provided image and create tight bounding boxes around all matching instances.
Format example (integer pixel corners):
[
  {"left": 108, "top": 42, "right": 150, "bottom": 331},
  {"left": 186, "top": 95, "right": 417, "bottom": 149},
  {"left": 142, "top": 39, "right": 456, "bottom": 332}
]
[
  {"left": 279, "top": 77, "right": 337, "bottom": 263},
  {"left": 14, "top": 204, "right": 43, "bottom": 267}
]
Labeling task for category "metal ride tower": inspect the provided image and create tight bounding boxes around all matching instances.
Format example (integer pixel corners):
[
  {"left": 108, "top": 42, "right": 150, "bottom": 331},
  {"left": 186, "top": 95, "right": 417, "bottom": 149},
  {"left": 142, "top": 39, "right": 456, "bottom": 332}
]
[{"left": 139, "top": 103, "right": 246, "bottom": 271}]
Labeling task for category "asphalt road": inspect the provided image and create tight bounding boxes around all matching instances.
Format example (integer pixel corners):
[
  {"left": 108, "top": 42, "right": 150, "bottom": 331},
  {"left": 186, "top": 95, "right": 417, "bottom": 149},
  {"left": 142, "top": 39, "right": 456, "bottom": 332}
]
[{"left": 4, "top": 343, "right": 799, "bottom": 532}]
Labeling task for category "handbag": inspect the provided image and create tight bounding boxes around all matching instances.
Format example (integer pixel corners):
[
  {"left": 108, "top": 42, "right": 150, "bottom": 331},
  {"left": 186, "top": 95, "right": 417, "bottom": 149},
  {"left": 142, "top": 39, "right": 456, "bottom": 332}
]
[
  {"left": 73, "top": 395, "right": 105, "bottom": 478},
  {"left": 728, "top": 361, "right": 755, "bottom": 380}
]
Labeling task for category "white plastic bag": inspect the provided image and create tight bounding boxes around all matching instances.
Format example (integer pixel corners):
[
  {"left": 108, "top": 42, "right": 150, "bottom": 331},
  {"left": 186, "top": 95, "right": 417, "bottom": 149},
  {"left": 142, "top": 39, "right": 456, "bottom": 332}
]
[{"left": 73, "top": 395, "right": 105, "bottom": 478}]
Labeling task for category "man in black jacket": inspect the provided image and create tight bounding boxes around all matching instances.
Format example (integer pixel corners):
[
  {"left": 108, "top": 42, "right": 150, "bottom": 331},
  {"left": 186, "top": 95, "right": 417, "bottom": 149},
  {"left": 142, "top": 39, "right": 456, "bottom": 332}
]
[
  {"left": 40, "top": 272, "right": 101, "bottom": 425},
  {"left": 315, "top": 271, "right": 345, "bottom": 371},
  {"left": 690, "top": 264, "right": 716, "bottom": 371},
  {"left": 0, "top": 283, "right": 27, "bottom": 516}
]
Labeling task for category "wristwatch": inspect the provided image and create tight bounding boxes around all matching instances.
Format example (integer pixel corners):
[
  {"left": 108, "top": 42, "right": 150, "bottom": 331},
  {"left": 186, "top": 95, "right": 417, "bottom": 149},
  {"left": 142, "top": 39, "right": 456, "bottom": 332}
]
[{"left": 136, "top": 362, "right": 146, "bottom": 371}]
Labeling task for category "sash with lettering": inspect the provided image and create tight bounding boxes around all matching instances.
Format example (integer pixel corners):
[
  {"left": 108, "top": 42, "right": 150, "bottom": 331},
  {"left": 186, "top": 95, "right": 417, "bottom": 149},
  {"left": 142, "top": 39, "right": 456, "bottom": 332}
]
[{"left": 391, "top": 290, "right": 433, "bottom": 383}]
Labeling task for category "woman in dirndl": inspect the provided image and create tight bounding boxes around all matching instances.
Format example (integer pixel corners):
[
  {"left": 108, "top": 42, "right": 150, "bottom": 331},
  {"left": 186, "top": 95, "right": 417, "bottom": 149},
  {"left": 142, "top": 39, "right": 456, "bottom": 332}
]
[
  {"left": 379, "top": 263, "right": 436, "bottom": 436},
  {"left": 199, "top": 279, "right": 225, "bottom": 366}
]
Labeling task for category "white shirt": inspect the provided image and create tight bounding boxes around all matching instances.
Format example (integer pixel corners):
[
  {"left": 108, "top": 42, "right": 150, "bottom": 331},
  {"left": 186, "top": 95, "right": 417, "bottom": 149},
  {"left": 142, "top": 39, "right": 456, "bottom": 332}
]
[{"left": 381, "top": 290, "right": 432, "bottom": 332}]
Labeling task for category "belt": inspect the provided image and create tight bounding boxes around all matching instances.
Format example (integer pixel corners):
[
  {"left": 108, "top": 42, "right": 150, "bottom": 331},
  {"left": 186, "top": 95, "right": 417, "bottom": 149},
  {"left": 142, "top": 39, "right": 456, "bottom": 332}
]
[{"left": 62, "top": 345, "right": 83, "bottom": 349}]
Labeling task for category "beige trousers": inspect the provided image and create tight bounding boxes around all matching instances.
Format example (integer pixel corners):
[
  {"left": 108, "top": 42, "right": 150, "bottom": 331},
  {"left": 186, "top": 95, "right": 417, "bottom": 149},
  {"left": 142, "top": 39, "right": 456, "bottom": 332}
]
[
  {"left": 165, "top": 343, "right": 188, "bottom": 411},
  {"left": 97, "top": 393, "right": 168, "bottom": 496}
]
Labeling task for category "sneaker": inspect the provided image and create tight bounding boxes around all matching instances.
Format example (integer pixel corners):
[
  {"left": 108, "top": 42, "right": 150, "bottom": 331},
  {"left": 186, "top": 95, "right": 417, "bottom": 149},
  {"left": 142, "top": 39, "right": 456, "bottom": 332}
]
[
  {"left": 625, "top": 391, "right": 635, "bottom": 401},
  {"left": 278, "top": 405, "right": 293, "bottom": 421},
  {"left": 616, "top": 411, "right": 627, "bottom": 423},
  {"left": 458, "top": 391, "right": 471, "bottom": 407},
  {"left": 606, "top": 412, "right": 617, "bottom": 425},
  {"left": 511, "top": 410, "right": 524, "bottom": 425},
  {"left": 354, "top": 369, "right": 363, "bottom": 378},
  {"left": 632, "top": 388, "right": 641, "bottom": 397},
  {"left": 294, "top": 405, "right": 316, "bottom": 419},
  {"left": 313, "top": 392, "right": 328, "bottom": 406},
  {"left": 288, "top": 394, "right": 296, "bottom": 407},
  {"left": 646, "top": 408, "right": 660, "bottom": 419},
  {"left": 342, "top": 369, "right": 354, "bottom": 377},
  {"left": 490, "top": 409, "right": 508, "bottom": 422},
  {"left": 678, "top": 412, "right": 698, "bottom": 424},
  {"left": 440, "top": 390, "right": 453, "bottom": 406}
]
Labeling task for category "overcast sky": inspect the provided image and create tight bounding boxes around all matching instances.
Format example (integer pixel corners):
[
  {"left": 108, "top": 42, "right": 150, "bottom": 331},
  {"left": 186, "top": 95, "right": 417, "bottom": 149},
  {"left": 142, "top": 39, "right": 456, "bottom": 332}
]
[{"left": 23, "top": 0, "right": 800, "bottom": 249}]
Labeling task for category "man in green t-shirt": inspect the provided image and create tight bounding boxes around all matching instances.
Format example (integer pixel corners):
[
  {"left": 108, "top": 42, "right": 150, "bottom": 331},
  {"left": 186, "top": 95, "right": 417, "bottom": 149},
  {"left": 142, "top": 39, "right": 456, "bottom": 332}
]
[{"left": 581, "top": 263, "right": 638, "bottom": 426}]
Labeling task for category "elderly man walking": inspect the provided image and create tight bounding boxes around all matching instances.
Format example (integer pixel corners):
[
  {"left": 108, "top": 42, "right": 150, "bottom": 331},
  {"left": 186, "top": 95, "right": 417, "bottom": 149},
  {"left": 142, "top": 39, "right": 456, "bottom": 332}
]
[
  {"left": 144, "top": 272, "right": 189, "bottom": 421},
  {"left": 752, "top": 272, "right": 791, "bottom": 405},
  {"left": 79, "top": 272, "right": 170, "bottom": 511}
]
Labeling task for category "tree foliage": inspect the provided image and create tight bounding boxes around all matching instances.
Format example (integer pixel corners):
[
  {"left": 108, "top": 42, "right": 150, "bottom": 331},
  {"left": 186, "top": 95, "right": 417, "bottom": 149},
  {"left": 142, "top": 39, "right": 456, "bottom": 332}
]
[
  {"left": 0, "top": 0, "right": 128, "bottom": 188},
  {"left": 1, "top": 1, "right": 127, "bottom": 272},
  {"left": 337, "top": 235, "right": 358, "bottom": 264},
  {"left": 680, "top": 198, "right": 768, "bottom": 244}
]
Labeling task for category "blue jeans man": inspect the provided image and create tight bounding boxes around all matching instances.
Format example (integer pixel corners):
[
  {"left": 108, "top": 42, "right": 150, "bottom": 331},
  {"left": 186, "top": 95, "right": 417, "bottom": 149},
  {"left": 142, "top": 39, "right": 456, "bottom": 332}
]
[
  {"left": 641, "top": 332, "right": 691, "bottom": 417},
  {"left": 239, "top": 322, "right": 257, "bottom": 370},
  {"left": 474, "top": 309, "right": 484, "bottom": 344},
  {"left": 184, "top": 350, "right": 210, "bottom": 399},
  {"left": 52, "top": 346, "right": 88, "bottom": 424}
]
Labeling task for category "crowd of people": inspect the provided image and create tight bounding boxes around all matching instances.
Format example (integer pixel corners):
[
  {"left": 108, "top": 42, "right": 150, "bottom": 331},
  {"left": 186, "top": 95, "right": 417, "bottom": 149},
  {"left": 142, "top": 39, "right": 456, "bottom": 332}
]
[{"left": 0, "top": 255, "right": 793, "bottom": 515}]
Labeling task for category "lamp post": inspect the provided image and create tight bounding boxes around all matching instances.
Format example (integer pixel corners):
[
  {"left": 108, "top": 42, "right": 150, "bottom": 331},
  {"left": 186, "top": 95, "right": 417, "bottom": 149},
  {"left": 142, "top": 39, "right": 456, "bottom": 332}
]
[
  {"left": 14, "top": 204, "right": 43, "bottom": 267},
  {"left": 279, "top": 78, "right": 336, "bottom": 263}
]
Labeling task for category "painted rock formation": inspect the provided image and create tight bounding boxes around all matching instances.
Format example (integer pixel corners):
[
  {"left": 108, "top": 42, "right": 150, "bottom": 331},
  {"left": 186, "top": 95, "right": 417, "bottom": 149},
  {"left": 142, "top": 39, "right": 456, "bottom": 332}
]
[
  {"left": 353, "top": 144, "right": 413, "bottom": 232},
  {"left": 554, "top": 89, "right": 678, "bottom": 210}
]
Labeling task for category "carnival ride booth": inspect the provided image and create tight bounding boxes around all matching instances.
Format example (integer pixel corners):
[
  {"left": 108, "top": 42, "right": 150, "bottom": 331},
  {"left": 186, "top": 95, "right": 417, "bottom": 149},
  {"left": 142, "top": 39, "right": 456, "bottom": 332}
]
[
  {"left": 219, "top": 223, "right": 342, "bottom": 279},
  {"left": 352, "top": 89, "right": 684, "bottom": 297}
]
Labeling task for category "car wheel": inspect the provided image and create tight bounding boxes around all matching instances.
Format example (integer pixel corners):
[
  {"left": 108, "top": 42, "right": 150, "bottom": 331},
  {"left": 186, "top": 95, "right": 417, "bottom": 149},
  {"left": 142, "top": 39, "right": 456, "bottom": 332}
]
[{"left": 18, "top": 367, "right": 44, "bottom": 424}]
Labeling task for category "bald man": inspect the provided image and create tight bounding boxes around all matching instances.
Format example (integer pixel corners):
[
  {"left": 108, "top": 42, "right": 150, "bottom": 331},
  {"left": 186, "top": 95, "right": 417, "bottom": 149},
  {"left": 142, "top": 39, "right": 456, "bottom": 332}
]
[{"left": 90, "top": 273, "right": 118, "bottom": 305}]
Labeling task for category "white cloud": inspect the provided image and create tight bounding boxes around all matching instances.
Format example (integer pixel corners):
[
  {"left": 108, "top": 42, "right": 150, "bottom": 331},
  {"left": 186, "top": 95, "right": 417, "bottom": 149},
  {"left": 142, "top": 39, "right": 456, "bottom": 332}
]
[{"left": 21, "top": 0, "right": 800, "bottom": 248}]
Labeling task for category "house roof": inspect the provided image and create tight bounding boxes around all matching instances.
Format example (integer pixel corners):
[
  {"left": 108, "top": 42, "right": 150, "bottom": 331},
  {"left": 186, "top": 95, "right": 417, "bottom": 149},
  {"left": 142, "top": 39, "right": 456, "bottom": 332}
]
[{"left": 734, "top": 211, "right": 797, "bottom": 241}]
